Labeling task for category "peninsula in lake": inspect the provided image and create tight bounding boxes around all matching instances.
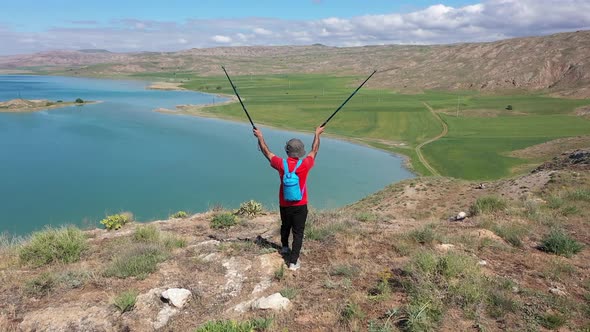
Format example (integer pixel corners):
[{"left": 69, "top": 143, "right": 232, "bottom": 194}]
[{"left": 0, "top": 98, "right": 95, "bottom": 113}]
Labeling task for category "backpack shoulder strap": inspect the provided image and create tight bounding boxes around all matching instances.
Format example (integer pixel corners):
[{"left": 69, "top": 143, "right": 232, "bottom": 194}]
[
  {"left": 292, "top": 159, "right": 303, "bottom": 172},
  {"left": 283, "top": 159, "right": 291, "bottom": 174}
]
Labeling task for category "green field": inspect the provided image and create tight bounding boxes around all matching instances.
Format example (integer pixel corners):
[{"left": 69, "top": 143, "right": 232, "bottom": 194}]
[{"left": 133, "top": 72, "right": 590, "bottom": 179}]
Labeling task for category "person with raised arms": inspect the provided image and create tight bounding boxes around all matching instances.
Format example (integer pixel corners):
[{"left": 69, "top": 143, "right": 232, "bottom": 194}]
[{"left": 253, "top": 126, "right": 324, "bottom": 271}]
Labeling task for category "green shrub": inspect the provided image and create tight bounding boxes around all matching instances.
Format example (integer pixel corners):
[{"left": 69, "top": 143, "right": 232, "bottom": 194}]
[
  {"left": 546, "top": 195, "right": 564, "bottom": 209},
  {"left": 19, "top": 226, "right": 88, "bottom": 266},
  {"left": 560, "top": 205, "right": 580, "bottom": 216},
  {"left": 492, "top": 222, "right": 528, "bottom": 247},
  {"left": 305, "top": 222, "right": 346, "bottom": 241},
  {"left": 355, "top": 211, "right": 377, "bottom": 222},
  {"left": 280, "top": 287, "right": 298, "bottom": 299},
  {"left": 75, "top": 98, "right": 84, "bottom": 103},
  {"left": 196, "top": 319, "right": 272, "bottom": 332},
  {"left": 486, "top": 290, "right": 518, "bottom": 319},
  {"left": 104, "top": 243, "right": 167, "bottom": 279},
  {"left": 274, "top": 264, "right": 285, "bottom": 281},
  {"left": 566, "top": 188, "right": 590, "bottom": 202},
  {"left": 162, "top": 234, "right": 187, "bottom": 249},
  {"left": 133, "top": 225, "right": 160, "bottom": 243},
  {"left": 57, "top": 270, "right": 91, "bottom": 289},
  {"left": 113, "top": 290, "right": 139, "bottom": 313},
  {"left": 235, "top": 200, "right": 263, "bottom": 217},
  {"left": 210, "top": 213, "right": 238, "bottom": 229},
  {"left": 341, "top": 302, "right": 365, "bottom": 322},
  {"left": 24, "top": 272, "right": 56, "bottom": 297},
  {"left": 100, "top": 212, "right": 133, "bottom": 230},
  {"left": 401, "top": 251, "right": 485, "bottom": 330},
  {"left": 539, "top": 313, "right": 566, "bottom": 329},
  {"left": 409, "top": 224, "right": 438, "bottom": 244},
  {"left": 539, "top": 229, "right": 583, "bottom": 257},
  {"left": 170, "top": 211, "right": 188, "bottom": 219},
  {"left": 330, "top": 264, "right": 360, "bottom": 278},
  {"left": 469, "top": 196, "right": 506, "bottom": 216}
]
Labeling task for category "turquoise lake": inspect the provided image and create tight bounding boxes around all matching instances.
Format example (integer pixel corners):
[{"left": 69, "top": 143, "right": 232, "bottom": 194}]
[{"left": 0, "top": 75, "right": 414, "bottom": 235}]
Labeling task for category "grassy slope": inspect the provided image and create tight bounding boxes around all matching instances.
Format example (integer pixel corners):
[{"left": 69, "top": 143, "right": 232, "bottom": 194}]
[{"left": 132, "top": 72, "right": 590, "bottom": 179}]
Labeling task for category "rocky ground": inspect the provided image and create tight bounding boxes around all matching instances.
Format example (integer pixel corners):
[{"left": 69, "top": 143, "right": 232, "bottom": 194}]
[{"left": 0, "top": 150, "right": 589, "bottom": 331}]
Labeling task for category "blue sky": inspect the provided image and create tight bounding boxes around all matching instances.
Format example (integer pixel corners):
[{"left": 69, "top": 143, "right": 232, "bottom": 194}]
[
  {"left": 3, "top": 0, "right": 480, "bottom": 30},
  {"left": 1, "top": 0, "right": 589, "bottom": 55}
]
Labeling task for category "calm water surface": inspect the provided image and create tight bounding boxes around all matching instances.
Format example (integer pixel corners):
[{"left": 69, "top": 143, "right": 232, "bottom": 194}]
[{"left": 0, "top": 75, "right": 414, "bottom": 234}]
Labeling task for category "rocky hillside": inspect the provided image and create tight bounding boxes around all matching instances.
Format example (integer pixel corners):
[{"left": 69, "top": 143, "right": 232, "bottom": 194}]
[
  {"left": 0, "top": 149, "right": 588, "bottom": 331},
  {"left": 1, "top": 30, "right": 589, "bottom": 98}
]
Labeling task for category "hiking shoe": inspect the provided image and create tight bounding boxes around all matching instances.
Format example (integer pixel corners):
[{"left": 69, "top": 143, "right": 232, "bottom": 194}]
[
  {"left": 288, "top": 260, "right": 300, "bottom": 271},
  {"left": 280, "top": 246, "right": 290, "bottom": 255}
]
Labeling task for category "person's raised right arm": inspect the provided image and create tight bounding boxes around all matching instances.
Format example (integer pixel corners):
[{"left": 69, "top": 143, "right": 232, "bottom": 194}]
[
  {"left": 253, "top": 128, "right": 276, "bottom": 162},
  {"left": 307, "top": 126, "right": 324, "bottom": 159}
]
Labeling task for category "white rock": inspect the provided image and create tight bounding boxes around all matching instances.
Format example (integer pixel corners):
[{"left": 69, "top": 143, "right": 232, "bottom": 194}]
[
  {"left": 161, "top": 288, "right": 192, "bottom": 308},
  {"left": 478, "top": 260, "right": 487, "bottom": 266},
  {"left": 232, "top": 300, "right": 254, "bottom": 313},
  {"left": 222, "top": 257, "right": 252, "bottom": 297},
  {"left": 252, "top": 293, "right": 291, "bottom": 311},
  {"left": 154, "top": 305, "right": 179, "bottom": 329},
  {"left": 436, "top": 243, "right": 455, "bottom": 252},
  {"left": 456, "top": 211, "right": 467, "bottom": 220},
  {"left": 549, "top": 287, "right": 566, "bottom": 296}
]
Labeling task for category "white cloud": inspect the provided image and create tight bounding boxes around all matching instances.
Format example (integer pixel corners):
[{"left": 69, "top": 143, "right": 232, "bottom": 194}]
[
  {"left": 253, "top": 27, "right": 272, "bottom": 35},
  {"left": 1, "top": 1, "right": 590, "bottom": 55},
  {"left": 212, "top": 35, "right": 232, "bottom": 43}
]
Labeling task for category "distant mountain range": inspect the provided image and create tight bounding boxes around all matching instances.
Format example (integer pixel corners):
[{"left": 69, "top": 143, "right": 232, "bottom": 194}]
[{"left": 1, "top": 30, "right": 589, "bottom": 98}]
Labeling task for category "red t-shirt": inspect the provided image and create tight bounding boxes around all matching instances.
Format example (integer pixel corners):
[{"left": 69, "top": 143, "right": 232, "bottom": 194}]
[{"left": 270, "top": 156, "right": 315, "bottom": 207}]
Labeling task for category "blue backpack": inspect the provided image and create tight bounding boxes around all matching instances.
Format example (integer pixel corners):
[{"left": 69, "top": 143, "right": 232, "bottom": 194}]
[{"left": 282, "top": 159, "right": 303, "bottom": 201}]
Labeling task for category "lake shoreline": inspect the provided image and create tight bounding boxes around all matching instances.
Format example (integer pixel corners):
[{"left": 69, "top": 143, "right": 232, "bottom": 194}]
[{"left": 150, "top": 82, "right": 417, "bottom": 175}]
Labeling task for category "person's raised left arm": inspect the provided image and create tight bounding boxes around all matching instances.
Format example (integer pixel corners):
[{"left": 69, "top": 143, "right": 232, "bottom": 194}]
[{"left": 253, "top": 128, "right": 276, "bottom": 162}]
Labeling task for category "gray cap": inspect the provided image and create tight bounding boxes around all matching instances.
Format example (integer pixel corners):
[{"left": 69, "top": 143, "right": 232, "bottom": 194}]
[{"left": 285, "top": 138, "right": 306, "bottom": 158}]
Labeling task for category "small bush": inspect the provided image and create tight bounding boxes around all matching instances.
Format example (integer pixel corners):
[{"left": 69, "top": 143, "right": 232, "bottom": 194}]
[
  {"left": 75, "top": 98, "right": 84, "bottom": 103},
  {"left": 305, "top": 222, "right": 346, "bottom": 241},
  {"left": 104, "top": 243, "right": 167, "bottom": 279},
  {"left": 196, "top": 319, "right": 271, "bottom": 332},
  {"left": 539, "top": 229, "right": 583, "bottom": 257},
  {"left": 330, "top": 264, "right": 360, "bottom": 278},
  {"left": 274, "top": 264, "right": 285, "bottom": 281},
  {"left": 24, "top": 272, "right": 56, "bottom": 297},
  {"left": 280, "top": 287, "right": 298, "bottom": 299},
  {"left": 539, "top": 313, "right": 566, "bottom": 329},
  {"left": 560, "top": 205, "right": 580, "bottom": 216},
  {"left": 469, "top": 196, "right": 506, "bottom": 216},
  {"left": 170, "top": 211, "right": 188, "bottom": 219},
  {"left": 341, "top": 302, "right": 365, "bottom": 322},
  {"left": 133, "top": 225, "right": 160, "bottom": 243},
  {"left": 235, "top": 200, "right": 263, "bottom": 218},
  {"left": 487, "top": 290, "right": 518, "bottom": 318},
  {"left": 355, "top": 211, "right": 377, "bottom": 222},
  {"left": 19, "top": 226, "right": 88, "bottom": 266},
  {"left": 566, "top": 188, "right": 590, "bottom": 202},
  {"left": 210, "top": 213, "right": 238, "bottom": 229},
  {"left": 409, "top": 224, "right": 438, "bottom": 244},
  {"left": 547, "top": 195, "right": 564, "bottom": 209},
  {"left": 57, "top": 270, "right": 91, "bottom": 289},
  {"left": 100, "top": 212, "right": 133, "bottom": 230},
  {"left": 113, "top": 290, "right": 139, "bottom": 313},
  {"left": 492, "top": 222, "right": 528, "bottom": 247},
  {"left": 162, "top": 234, "right": 187, "bottom": 249}
]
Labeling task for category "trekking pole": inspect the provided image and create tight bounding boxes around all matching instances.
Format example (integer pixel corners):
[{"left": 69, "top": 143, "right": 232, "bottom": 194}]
[
  {"left": 221, "top": 66, "right": 256, "bottom": 129},
  {"left": 320, "top": 70, "right": 377, "bottom": 128}
]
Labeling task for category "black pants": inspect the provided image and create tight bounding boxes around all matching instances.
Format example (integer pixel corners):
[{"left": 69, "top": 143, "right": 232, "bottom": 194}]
[{"left": 279, "top": 204, "right": 308, "bottom": 264}]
